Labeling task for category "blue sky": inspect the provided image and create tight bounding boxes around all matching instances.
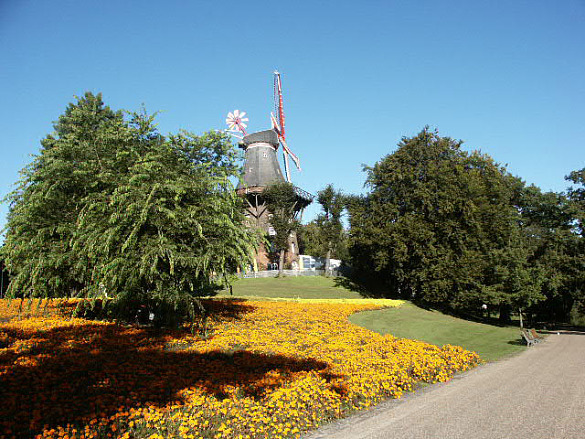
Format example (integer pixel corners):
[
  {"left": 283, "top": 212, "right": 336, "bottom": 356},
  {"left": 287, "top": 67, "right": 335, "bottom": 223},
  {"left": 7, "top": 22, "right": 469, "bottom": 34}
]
[{"left": 1, "top": 0, "right": 584, "bottom": 237}]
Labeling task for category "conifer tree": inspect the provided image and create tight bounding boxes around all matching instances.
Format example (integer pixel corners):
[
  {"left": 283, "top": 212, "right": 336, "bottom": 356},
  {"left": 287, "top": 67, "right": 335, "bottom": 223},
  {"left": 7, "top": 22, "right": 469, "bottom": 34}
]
[
  {"left": 1, "top": 93, "right": 256, "bottom": 323},
  {"left": 2, "top": 92, "right": 124, "bottom": 298}
]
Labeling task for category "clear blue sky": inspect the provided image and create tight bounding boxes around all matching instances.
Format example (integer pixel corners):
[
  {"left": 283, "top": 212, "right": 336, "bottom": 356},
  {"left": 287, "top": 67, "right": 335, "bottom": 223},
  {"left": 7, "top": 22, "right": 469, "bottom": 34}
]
[{"left": 1, "top": 0, "right": 584, "bottom": 237}]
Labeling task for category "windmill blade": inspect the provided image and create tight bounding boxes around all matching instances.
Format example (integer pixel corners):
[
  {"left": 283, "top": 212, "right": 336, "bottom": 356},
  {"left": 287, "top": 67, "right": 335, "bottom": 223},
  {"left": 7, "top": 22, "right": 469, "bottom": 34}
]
[
  {"left": 282, "top": 150, "right": 291, "bottom": 182},
  {"left": 270, "top": 112, "right": 282, "bottom": 136},
  {"left": 280, "top": 138, "right": 301, "bottom": 171},
  {"left": 225, "top": 130, "right": 244, "bottom": 140},
  {"left": 274, "top": 72, "right": 286, "bottom": 140}
]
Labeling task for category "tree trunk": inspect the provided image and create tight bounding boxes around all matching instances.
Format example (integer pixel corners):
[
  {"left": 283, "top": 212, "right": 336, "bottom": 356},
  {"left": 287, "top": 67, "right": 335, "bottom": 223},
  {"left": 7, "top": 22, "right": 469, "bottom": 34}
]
[
  {"left": 278, "top": 249, "right": 285, "bottom": 277},
  {"left": 325, "top": 245, "right": 332, "bottom": 276},
  {"left": 499, "top": 304, "right": 512, "bottom": 324}
]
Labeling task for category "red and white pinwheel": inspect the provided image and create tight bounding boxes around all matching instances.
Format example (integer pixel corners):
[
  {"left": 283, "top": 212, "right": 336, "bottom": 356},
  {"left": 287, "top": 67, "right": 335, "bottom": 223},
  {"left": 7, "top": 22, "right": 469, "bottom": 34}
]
[{"left": 226, "top": 109, "right": 248, "bottom": 136}]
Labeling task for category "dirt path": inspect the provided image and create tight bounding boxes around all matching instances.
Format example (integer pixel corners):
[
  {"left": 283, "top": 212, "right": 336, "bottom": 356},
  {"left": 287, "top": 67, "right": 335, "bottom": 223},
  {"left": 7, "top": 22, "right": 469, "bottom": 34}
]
[{"left": 305, "top": 332, "right": 585, "bottom": 439}]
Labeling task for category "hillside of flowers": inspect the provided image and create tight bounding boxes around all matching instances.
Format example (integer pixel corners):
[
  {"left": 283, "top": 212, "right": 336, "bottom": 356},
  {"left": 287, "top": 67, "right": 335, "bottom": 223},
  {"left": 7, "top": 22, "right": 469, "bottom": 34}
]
[{"left": 0, "top": 298, "right": 481, "bottom": 439}]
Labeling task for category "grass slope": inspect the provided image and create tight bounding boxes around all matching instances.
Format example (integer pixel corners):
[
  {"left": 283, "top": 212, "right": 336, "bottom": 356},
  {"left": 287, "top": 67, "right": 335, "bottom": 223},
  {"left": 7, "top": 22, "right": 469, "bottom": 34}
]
[
  {"left": 220, "top": 276, "right": 364, "bottom": 299},
  {"left": 350, "top": 303, "right": 524, "bottom": 362}
]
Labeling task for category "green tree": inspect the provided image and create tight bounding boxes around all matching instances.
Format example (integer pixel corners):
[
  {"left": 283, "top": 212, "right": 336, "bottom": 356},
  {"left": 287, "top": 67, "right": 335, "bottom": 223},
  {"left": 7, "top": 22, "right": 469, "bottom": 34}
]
[
  {"left": 316, "top": 185, "right": 347, "bottom": 273},
  {"left": 263, "top": 182, "right": 300, "bottom": 276},
  {"left": 297, "top": 221, "right": 325, "bottom": 256},
  {"left": 511, "top": 185, "right": 578, "bottom": 323},
  {"left": 298, "top": 220, "right": 349, "bottom": 262},
  {"left": 1, "top": 93, "right": 256, "bottom": 324},
  {"left": 564, "top": 168, "right": 585, "bottom": 323},
  {"left": 566, "top": 168, "right": 585, "bottom": 237},
  {"left": 2, "top": 92, "right": 124, "bottom": 298},
  {"left": 348, "top": 127, "right": 544, "bottom": 316}
]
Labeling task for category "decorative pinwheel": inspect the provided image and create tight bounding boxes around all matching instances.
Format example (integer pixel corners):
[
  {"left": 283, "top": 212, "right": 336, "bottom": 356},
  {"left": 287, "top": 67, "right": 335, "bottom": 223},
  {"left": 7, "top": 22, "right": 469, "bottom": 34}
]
[{"left": 225, "top": 110, "right": 249, "bottom": 136}]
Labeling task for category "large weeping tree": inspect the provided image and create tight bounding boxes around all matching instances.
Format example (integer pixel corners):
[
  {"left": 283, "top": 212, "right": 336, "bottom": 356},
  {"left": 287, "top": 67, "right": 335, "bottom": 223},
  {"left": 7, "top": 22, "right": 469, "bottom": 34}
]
[{"left": 1, "top": 92, "right": 256, "bottom": 323}]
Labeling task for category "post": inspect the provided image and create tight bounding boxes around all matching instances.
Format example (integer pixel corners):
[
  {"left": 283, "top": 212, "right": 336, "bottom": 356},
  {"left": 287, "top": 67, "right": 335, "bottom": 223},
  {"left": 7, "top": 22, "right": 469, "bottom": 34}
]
[{"left": 519, "top": 308, "right": 523, "bottom": 329}]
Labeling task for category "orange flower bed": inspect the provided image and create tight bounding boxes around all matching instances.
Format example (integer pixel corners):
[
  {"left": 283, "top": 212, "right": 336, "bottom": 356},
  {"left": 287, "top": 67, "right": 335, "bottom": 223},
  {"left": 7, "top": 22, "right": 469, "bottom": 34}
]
[{"left": 0, "top": 299, "right": 480, "bottom": 439}]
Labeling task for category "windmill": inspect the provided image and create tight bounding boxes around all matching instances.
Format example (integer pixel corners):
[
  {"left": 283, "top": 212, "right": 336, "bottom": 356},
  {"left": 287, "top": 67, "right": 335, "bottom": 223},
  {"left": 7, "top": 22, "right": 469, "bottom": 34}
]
[{"left": 225, "top": 71, "right": 313, "bottom": 270}]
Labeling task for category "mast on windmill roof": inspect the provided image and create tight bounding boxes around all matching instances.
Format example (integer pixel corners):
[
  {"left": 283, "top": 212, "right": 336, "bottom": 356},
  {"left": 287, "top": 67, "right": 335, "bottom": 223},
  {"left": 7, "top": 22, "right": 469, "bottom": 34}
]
[{"left": 271, "top": 71, "right": 301, "bottom": 183}]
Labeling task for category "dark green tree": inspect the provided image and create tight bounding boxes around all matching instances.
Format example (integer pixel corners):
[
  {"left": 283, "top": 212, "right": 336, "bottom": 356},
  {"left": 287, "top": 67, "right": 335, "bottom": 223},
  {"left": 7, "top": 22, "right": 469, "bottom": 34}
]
[
  {"left": 1, "top": 93, "right": 256, "bottom": 324},
  {"left": 348, "top": 127, "right": 544, "bottom": 316},
  {"left": 263, "top": 182, "right": 300, "bottom": 276},
  {"left": 511, "top": 185, "right": 578, "bottom": 323},
  {"left": 564, "top": 167, "right": 585, "bottom": 323},
  {"left": 566, "top": 168, "right": 585, "bottom": 237}
]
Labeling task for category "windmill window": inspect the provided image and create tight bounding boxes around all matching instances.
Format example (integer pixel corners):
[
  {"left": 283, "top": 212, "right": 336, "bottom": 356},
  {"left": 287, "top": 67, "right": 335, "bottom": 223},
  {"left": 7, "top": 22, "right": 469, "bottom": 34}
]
[{"left": 263, "top": 152, "right": 268, "bottom": 158}]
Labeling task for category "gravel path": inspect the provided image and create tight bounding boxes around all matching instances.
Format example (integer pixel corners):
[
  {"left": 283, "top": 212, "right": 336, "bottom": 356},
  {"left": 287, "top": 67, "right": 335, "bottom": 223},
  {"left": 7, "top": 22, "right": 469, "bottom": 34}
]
[{"left": 304, "top": 332, "right": 585, "bottom": 439}]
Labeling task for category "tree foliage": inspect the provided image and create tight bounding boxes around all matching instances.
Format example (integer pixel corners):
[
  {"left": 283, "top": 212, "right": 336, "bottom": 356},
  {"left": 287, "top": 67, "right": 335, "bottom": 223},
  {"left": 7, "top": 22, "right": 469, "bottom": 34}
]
[
  {"left": 348, "top": 127, "right": 545, "bottom": 316},
  {"left": 263, "top": 182, "right": 300, "bottom": 275},
  {"left": 298, "top": 185, "right": 348, "bottom": 262},
  {"left": 298, "top": 220, "right": 349, "bottom": 261},
  {"left": 1, "top": 92, "right": 256, "bottom": 323},
  {"left": 313, "top": 185, "right": 347, "bottom": 271},
  {"left": 563, "top": 168, "right": 585, "bottom": 323},
  {"left": 566, "top": 168, "right": 585, "bottom": 237}
]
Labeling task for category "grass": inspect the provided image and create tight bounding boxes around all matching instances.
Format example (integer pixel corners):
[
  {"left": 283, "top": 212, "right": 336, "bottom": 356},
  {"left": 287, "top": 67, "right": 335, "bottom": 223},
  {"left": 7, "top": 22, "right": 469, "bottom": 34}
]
[
  {"left": 349, "top": 303, "right": 525, "bottom": 362},
  {"left": 220, "top": 276, "right": 364, "bottom": 299},
  {"left": 223, "top": 276, "right": 527, "bottom": 362}
]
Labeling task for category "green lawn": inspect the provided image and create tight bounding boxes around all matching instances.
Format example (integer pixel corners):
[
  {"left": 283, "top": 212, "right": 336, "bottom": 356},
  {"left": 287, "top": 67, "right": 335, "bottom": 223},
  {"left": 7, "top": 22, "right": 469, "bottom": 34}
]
[
  {"left": 221, "top": 276, "right": 526, "bottom": 362},
  {"left": 349, "top": 303, "right": 525, "bottom": 362},
  {"left": 220, "top": 276, "right": 364, "bottom": 299}
]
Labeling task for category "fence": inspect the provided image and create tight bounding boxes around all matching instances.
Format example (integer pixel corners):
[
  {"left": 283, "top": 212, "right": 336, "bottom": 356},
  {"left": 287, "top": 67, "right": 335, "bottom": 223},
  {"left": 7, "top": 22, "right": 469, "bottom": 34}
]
[{"left": 238, "top": 269, "right": 346, "bottom": 279}]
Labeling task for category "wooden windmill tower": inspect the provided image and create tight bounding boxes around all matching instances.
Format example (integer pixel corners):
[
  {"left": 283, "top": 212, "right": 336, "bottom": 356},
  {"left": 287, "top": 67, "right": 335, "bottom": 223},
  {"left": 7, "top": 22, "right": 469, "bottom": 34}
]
[{"left": 226, "top": 72, "right": 313, "bottom": 270}]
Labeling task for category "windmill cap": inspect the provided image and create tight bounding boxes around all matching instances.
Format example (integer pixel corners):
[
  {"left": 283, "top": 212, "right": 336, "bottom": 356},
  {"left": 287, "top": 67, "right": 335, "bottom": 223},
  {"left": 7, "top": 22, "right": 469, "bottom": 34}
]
[{"left": 239, "top": 129, "right": 279, "bottom": 148}]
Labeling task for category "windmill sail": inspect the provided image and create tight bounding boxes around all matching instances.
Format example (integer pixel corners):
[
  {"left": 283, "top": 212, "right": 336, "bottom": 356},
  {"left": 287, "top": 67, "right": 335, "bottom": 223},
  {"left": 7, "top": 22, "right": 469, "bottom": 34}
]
[
  {"left": 273, "top": 71, "right": 300, "bottom": 181},
  {"left": 281, "top": 138, "right": 301, "bottom": 171}
]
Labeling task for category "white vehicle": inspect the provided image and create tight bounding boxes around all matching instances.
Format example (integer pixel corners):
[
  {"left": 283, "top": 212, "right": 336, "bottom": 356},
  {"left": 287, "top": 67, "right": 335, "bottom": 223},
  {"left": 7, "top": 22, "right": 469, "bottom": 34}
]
[{"left": 299, "top": 255, "right": 341, "bottom": 271}]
